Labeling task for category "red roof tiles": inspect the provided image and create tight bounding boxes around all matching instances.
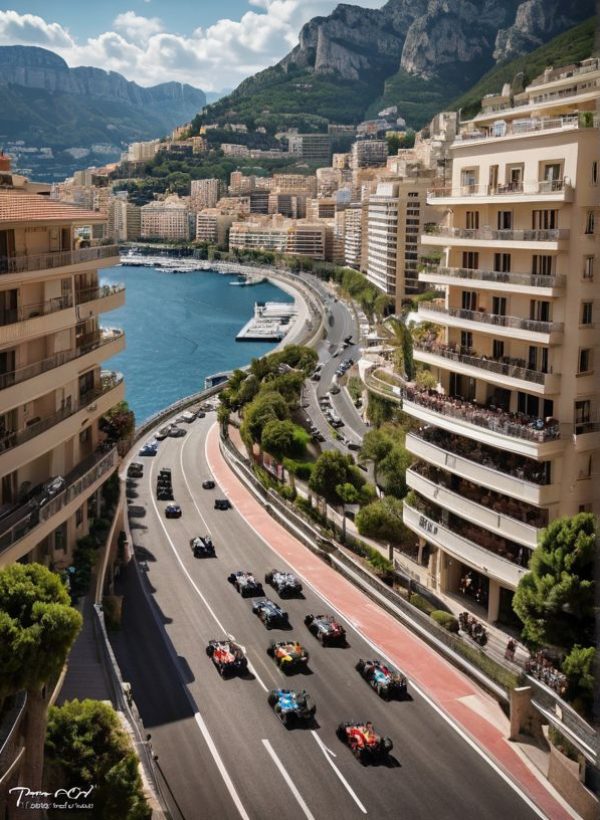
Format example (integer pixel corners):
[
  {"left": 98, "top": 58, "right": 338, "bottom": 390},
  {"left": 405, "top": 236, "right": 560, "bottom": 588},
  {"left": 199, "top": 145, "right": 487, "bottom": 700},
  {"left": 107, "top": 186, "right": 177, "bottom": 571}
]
[{"left": 0, "top": 190, "right": 106, "bottom": 225}]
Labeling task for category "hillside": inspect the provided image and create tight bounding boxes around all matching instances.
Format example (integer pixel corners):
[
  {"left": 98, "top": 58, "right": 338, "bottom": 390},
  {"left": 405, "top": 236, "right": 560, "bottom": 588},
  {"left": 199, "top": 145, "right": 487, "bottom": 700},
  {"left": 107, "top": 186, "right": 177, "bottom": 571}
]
[
  {"left": 0, "top": 46, "right": 206, "bottom": 181},
  {"left": 193, "top": 0, "right": 594, "bottom": 134},
  {"left": 450, "top": 17, "right": 597, "bottom": 119}
]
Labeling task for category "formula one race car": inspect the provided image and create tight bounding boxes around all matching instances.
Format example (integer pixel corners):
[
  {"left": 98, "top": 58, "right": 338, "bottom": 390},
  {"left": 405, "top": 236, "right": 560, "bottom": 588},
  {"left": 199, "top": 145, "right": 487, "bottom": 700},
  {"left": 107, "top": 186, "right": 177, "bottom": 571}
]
[
  {"left": 355, "top": 659, "right": 408, "bottom": 700},
  {"left": 336, "top": 722, "right": 393, "bottom": 763},
  {"left": 304, "top": 614, "right": 346, "bottom": 646},
  {"left": 202, "top": 479, "right": 215, "bottom": 490},
  {"left": 127, "top": 462, "right": 144, "bottom": 479},
  {"left": 252, "top": 599, "right": 289, "bottom": 629},
  {"left": 157, "top": 483, "right": 173, "bottom": 501},
  {"left": 214, "top": 498, "right": 232, "bottom": 510},
  {"left": 190, "top": 535, "right": 216, "bottom": 558},
  {"left": 165, "top": 504, "right": 182, "bottom": 519},
  {"left": 206, "top": 639, "right": 247, "bottom": 677},
  {"left": 227, "top": 571, "right": 264, "bottom": 598},
  {"left": 268, "top": 689, "right": 316, "bottom": 727},
  {"left": 267, "top": 640, "right": 309, "bottom": 673},
  {"left": 264, "top": 569, "right": 303, "bottom": 598}
]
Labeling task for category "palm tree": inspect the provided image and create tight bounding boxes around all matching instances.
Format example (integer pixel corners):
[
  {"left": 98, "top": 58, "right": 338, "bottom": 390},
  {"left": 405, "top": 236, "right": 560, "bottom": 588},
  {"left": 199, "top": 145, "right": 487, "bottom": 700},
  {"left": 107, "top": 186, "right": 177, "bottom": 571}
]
[{"left": 383, "top": 316, "right": 414, "bottom": 381}]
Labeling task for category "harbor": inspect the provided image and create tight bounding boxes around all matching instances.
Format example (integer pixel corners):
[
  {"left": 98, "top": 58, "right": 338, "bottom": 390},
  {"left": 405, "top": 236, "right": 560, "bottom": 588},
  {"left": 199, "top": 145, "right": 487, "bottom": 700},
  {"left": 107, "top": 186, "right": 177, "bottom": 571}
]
[{"left": 236, "top": 301, "right": 297, "bottom": 342}]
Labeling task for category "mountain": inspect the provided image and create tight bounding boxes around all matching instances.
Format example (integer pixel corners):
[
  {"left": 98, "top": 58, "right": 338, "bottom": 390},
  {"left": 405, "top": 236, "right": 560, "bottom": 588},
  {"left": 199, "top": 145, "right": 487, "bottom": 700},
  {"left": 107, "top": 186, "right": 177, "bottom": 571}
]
[
  {"left": 196, "top": 0, "right": 594, "bottom": 133},
  {"left": 0, "top": 46, "right": 206, "bottom": 181}
]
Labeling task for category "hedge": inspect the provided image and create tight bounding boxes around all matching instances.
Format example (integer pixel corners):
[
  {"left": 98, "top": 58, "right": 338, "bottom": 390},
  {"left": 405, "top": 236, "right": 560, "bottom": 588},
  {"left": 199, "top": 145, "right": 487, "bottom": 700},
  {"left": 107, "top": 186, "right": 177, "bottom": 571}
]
[{"left": 430, "top": 610, "right": 459, "bottom": 633}]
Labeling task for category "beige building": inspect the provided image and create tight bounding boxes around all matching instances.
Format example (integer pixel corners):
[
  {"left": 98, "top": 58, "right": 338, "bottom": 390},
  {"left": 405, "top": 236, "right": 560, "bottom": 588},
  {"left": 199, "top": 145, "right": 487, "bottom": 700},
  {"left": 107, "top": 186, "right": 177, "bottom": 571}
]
[
  {"left": 343, "top": 203, "right": 366, "bottom": 269},
  {"left": 229, "top": 215, "right": 326, "bottom": 260},
  {"left": 127, "top": 140, "right": 160, "bottom": 162},
  {"left": 0, "top": 177, "right": 125, "bottom": 568},
  {"left": 191, "top": 178, "right": 221, "bottom": 211},
  {"left": 196, "top": 209, "right": 236, "bottom": 247},
  {"left": 351, "top": 140, "right": 388, "bottom": 170},
  {"left": 398, "top": 58, "right": 600, "bottom": 623},
  {"left": 109, "top": 195, "right": 141, "bottom": 242},
  {"left": 141, "top": 195, "right": 191, "bottom": 241}
]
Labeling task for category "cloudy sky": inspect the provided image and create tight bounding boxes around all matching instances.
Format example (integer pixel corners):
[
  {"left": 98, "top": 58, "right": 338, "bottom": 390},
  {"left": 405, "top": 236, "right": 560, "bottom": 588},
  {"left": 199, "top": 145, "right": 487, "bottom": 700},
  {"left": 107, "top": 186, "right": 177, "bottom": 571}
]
[{"left": 0, "top": 1, "right": 387, "bottom": 91}]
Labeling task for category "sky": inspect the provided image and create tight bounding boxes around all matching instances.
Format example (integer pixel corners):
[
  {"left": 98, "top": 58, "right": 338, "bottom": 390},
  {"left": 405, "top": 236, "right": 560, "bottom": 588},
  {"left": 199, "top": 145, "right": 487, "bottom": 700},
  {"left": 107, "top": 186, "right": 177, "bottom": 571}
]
[{"left": 0, "top": 1, "right": 387, "bottom": 91}]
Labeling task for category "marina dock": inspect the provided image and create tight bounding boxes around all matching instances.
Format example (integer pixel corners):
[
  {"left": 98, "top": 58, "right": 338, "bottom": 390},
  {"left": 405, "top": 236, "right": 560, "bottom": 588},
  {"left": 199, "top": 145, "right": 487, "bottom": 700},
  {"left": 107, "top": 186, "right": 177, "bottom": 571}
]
[{"left": 236, "top": 301, "right": 297, "bottom": 342}]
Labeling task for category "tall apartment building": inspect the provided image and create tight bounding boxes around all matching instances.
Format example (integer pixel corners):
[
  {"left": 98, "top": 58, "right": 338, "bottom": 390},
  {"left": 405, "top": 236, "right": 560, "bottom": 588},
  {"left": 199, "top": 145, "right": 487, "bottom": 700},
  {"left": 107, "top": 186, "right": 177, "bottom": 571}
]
[
  {"left": 365, "top": 173, "right": 438, "bottom": 308},
  {"left": 191, "top": 178, "right": 221, "bottom": 211},
  {"left": 351, "top": 140, "right": 388, "bottom": 170},
  {"left": 109, "top": 194, "right": 141, "bottom": 242},
  {"left": 196, "top": 209, "right": 236, "bottom": 247},
  {"left": 343, "top": 204, "right": 366, "bottom": 269},
  {"left": 399, "top": 58, "right": 600, "bottom": 623},
  {"left": 0, "top": 175, "right": 125, "bottom": 568},
  {"left": 127, "top": 140, "right": 160, "bottom": 162},
  {"left": 287, "top": 134, "right": 331, "bottom": 165},
  {"left": 141, "top": 195, "right": 191, "bottom": 241},
  {"left": 229, "top": 216, "right": 326, "bottom": 260}
]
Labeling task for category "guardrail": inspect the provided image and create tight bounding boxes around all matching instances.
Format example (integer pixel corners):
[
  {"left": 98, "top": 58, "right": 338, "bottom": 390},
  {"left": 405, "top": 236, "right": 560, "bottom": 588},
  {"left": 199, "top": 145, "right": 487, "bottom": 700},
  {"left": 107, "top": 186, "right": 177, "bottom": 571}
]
[
  {"left": 0, "top": 245, "right": 119, "bottom": 275},
  {"left": 0, "top": 691, "right": 27, "bottom": 785}
]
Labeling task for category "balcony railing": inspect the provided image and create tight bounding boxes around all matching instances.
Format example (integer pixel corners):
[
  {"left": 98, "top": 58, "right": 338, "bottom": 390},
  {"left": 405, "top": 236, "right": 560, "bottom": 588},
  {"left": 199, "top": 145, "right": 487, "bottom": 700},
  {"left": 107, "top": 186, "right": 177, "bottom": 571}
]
[
  {"left": 0, "top": 245, "right": 119, "bottom": 275},
  {"left": 0, "top": 294, "right": 73, "bottom": 328},
  {"left": 418, "top": 301, "right": 563, "bottom": 335},
  {"left": 0, "top": 447, "right": 118, "bottom": 553},
  {"left": 0, "top": 329, "right": 124, "bottom": 391},
  {"left": 528, "top": 60, "right": 600, "bottom": 87},
  {"left": 428, "top": 180, "right": 571, "bottom": 198},
  {"left": 0, "top": 371, "right": 123, "bottom": 453},
  {"left": 75, "top": 283, "right": 125, "bottom": 305},
  {"left": 420, "top": 265, "right": 564, "bottom": 289},
  {"left": 413, "top": 341, "right": 553, "bottom": 386},
  {"left": 456, "top": 113, "right": 599, "bottom": 141},
  {"left": 425, "top": 226, "right": 569, "bottom": 243}
]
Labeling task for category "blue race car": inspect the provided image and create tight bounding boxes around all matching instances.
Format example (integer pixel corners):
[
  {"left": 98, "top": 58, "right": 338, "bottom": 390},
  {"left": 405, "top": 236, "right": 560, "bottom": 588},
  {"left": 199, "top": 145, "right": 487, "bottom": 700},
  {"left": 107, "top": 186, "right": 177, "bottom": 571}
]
[
  {"left": 252, "top": 598, "right": 289, "bottom": 629},
  {"left": 355, "top": 659, "right": 408, "bottom": 700},
  {"left": 267, "top": 689, "right": 315, "bottom": 726}
]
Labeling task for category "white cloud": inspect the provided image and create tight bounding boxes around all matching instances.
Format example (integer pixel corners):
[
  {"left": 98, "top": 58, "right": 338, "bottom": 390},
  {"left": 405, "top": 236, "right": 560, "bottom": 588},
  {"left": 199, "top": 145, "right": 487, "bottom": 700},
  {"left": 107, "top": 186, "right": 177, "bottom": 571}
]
[{"left": 0, "top": 2, "right": 387, "bottom": 91}]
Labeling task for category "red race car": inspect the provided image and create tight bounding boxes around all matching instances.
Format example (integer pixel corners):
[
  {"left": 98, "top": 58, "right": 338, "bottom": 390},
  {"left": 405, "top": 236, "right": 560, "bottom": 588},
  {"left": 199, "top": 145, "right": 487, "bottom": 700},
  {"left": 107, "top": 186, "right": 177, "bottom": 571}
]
[
  {"left": 336, "top": 722, "right": 393, "bottom": 763},
  {"left": 206, "top": 639, "right": 247, "bottom": 677}
]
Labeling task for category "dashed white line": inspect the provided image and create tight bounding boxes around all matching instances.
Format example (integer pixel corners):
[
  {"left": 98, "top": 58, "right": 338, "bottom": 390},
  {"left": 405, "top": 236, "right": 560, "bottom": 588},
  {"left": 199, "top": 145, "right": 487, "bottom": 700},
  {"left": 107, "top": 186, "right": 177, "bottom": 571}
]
[
  {"left": 311, "top": 731, "right": 367, "bottom": 815},
  {"left": 194, "top": 712, "right": 251, "bottom": 820},
  {"left": 262, "top": 739, "right": 316, "bottom": 820}
]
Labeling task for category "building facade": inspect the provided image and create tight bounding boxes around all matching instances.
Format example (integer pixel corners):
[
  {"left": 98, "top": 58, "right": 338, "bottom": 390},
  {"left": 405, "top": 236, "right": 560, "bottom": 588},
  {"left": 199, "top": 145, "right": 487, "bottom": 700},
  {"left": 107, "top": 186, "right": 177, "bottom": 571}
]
[
  {"left": 229, "top": 216, "right": 326, "bottom": 260},
  {"left": 141, "top": 196, "right": 191, "bottom": 241}
]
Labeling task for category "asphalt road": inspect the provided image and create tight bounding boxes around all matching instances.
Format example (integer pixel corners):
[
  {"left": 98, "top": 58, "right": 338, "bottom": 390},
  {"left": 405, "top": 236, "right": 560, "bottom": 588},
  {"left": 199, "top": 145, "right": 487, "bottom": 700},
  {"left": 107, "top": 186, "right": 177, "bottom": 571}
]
[{"left": 113, "top": 414, "right": 539, "bottom": 820}]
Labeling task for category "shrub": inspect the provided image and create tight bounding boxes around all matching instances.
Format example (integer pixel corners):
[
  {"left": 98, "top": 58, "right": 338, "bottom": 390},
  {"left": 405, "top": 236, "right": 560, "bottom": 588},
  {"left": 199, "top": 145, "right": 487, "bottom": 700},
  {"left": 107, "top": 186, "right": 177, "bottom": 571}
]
[
  {"left": 409, "top": 593, "right": 436, "bottom": 615},
  {"left": 278, "top": 484, "right": 297, "bottom": 502},
  {"left": 430, "top": 610, "right": 459, "bottom": 632}
]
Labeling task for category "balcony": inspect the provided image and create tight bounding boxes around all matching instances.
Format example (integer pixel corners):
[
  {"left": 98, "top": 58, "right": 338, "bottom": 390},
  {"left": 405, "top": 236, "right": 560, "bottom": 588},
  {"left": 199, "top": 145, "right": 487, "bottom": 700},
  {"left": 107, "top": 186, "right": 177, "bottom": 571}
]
[
  {"left": 0, "top": 371, "right": 124, "bottom": 474},
  {"left": 406, "top": 464, "right": 543, "bottom": 548},
  {"left": 456, "top": 113, "right": 599, "bottom": 143},
  {"left": 413, "top": 341, "right": 560, "bottom": 395},
  {"left": 427, "top": 179, "right": 574, "bottom": 205},
  {"left": 418, "top": 265, "right": 564, "bottom": 296},
  {"left": 0, "top": 329, "right": 125, "bottom": 409},
  {"left": 403, "top": 501, "right": 529, "bottom": 589},
  {"left": 405, "top": 431, "right": 559, "bottom": 506},
  {"left": 422, "top": 226, "right": 569, "bottom": 251},
  {"left": 0, "top": 447, "right": 118, "bottom": 560},
  {"left": 417, "top": 301, "right": 563, "bottom": 344},
  {"left": 75, "top": 283, "right": 125, "bottom": 317},
  {"left": 0, "top": 245, "right": 119, "bottom": 277}
]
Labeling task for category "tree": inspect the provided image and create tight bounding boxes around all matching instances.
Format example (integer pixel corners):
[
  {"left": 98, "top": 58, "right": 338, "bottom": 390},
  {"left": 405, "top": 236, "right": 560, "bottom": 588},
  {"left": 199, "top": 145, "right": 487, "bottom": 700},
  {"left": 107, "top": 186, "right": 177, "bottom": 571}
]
[
  {"left": 261, "top": 420, "right": 308, "bottom": 461},
  {"left": 240, "top": 390, "right": 289, "bottom": 448},
  {"left": 384, "top": 317, "right": 414, "bottom": 381},
  {"left": 359, "top": 429, "right": 391, "bottom": 484},
  {"left": 356, "top": 497, "right": 409, "bottom": 543},
  {"left": 45, "top": 699, "right": 150, "bottom": 819},
  {"left": 512, "top": 513, "right": 597, "bottom": 647},
  {"left": 309, "top": 451, "right": 363, "bottom": 507},
  {"left": 561, "top": 646, "right": 596, "bottom": 715},
  {"left": 335, "top": 482, "right": 360, "bottom": 542},
  {"left": 378, "top": 444, "right": 412, "bottom": 499},
  {"left": 0, "top": 564, "right": 82, "bottom": 797}
]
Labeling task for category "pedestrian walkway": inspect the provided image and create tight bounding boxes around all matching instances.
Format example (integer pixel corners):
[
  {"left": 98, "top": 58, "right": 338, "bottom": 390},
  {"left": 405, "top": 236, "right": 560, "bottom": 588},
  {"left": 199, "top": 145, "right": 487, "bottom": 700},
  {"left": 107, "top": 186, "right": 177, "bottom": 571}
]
[{"left": 207, "top": 422, "right": 574, "bottom": 820}]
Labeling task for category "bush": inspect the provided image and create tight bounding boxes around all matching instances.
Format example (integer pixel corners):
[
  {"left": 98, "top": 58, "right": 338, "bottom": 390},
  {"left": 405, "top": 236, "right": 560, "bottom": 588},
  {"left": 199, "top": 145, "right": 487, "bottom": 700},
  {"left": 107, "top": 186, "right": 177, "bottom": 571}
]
[
  {"left": 430, "top": 610, "right": 459, "bottom": 632},
  {"left": 561, "top": 645, "right": 596, "bottom": 716},
  {"left": 278, "top": 484, "right": 297, "bottom": 502},
  {"left": 409, "top": 593, "right": 436, "bottom": 615},
  {"left": 283, "top": 458, "right": 313, "bottom": 481}
]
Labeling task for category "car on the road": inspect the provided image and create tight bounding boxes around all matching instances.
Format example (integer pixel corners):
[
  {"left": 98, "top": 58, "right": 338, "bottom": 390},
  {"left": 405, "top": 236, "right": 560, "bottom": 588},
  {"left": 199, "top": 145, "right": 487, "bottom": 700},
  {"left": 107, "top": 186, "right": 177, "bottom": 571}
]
[
  {"left": 155, "top": 425, "right": 173, "bottom": 441},
  {"left": 304, "top": 614, "right": 346, "bottom": 646},
  {"left": 227, "top": 571, "right": 263, "bottom": 597},
  {"left": 165, "top": 503, "right": 182, "bottom": 519},
  {"left": 268, "top": 689, "right": 315, "bottom": 726},
  {"left": 202, "top": 479, "right": 216, "bottom": 490},
  {"left": 127, "top": 462, "right": 144, "bottom": 478},
  {"left": 265, "top": 570, "right": 303, "bottom": 598},
  {"left": 355, "top": 659, "right": 408, "bottom": 700},
  {"left": 206, "top": 639, "right": 247, "bottom": 677},
  {"left": 159, "top": 467, "right": 171, "bottom": 479},
  {"left": 252, "top": 598, "right": 289, "bottom": 629},
  {"left": 267, "top": 640, "right": 309, "bottom": 672},
  {"left": 168, "top": 426, "right": 186, "bottom": 438},
  {"left": 336, "top": 722, "right": 393, "bottom": 763},
  {"left": 214, "top": 498, "right": 232, "bottom": 510},
  {"left": 347, "top": 441, "right": 361, "bottom": 452},
  {"left": 190, "top": 535, "right": 216, "bottom": 558},
  {"left": 139, "top": 441, "right": 158, "bottom": 457},
  {"left": 176, "top": 411, "right": 196, "bottom": 424},
  {"left": 329, "top": 385, "right": 340, "bottom": 395},
  {"left": 157, "top": 485, "right": 173, "bottom": 501},
  {"left": 315, "top": 432, "right": 326, "bottom": 442},
  {"left": 310, "top": 372, "right": 321, "bottom": 381}
]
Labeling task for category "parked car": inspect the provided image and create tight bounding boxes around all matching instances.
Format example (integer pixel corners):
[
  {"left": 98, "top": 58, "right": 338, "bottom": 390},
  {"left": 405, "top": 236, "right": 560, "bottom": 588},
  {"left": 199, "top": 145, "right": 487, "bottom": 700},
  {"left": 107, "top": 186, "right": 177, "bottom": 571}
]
[
  {"left": 155, "top": 425, "right": 172, "bottom": 441},
  {"left": 168, "top": 426, "right": 186, "bottom": 438}
]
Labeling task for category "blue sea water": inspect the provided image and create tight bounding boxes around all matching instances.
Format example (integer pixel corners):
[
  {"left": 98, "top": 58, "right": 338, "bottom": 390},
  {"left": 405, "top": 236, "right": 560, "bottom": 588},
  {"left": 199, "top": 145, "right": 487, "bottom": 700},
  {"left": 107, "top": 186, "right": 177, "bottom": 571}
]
[{"left": 100, "top": 265, "right": 293, "bottom": 424}]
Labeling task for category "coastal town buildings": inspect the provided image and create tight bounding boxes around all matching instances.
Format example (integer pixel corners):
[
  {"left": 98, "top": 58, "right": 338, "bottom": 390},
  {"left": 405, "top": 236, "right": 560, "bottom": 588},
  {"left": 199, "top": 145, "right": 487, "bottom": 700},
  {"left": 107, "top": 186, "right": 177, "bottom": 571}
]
[
  {"left": 229, "top": 215, "right": 326, "bottom": 260},
  {"left": 0, "top": 160, "right": 125, "bottom": 568},
  {"left": 108, "top": 193, "right": 142, "bottom": 242},
  {"left": 191, "top": 178, "right": 221, "bottom": 211},
  {"left": 398, "top": 58, "right": 600, "bottom": 623},
  {"left": 141, "top": 195, "right": 192, "bottom": 241}
]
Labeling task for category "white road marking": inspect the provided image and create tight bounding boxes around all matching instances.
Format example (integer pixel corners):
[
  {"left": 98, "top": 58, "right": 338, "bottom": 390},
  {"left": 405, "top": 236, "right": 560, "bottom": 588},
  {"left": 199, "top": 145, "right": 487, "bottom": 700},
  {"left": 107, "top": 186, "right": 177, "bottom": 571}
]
[
  {"left": 179, "top": 433, "right": 212, "bottom": 531},
  {"left": 311, "top": 731, "right": 367, "bottom": 815},
  {"left": 247, "top": 660, "right": 269, "bottom": 693},
  {"left": 194, "top": 712, "right": 251, "bottom": 820},
  {"left": 262, "top": 739, "right": 316, "bottom": 820},
  {"left": 205, "top": 425, "right": 551, "bottom": 820}
]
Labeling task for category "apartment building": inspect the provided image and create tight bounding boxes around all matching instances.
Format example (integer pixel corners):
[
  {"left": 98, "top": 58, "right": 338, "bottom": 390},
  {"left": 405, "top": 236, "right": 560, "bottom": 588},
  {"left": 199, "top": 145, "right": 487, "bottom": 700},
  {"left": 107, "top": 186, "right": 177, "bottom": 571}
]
[
  {"left": 343, "top": 203, "right": 366, "bottom": 269},
  {"left": 351, "top": 140, "right": 388, "bottom": 170},
  {"left": 229, "top": 216, "right": 326, "bottom": 260},
  {"left": 196, "top": 209, "right": 236, "bottom": 247},
  {"left": 191, "top": 178, "right": 221, "bottom": 211},
  {"left": 287, "top": 134, "right": 331, "bottom": 165},
  {"left": 399, "top": 58, "right": 600, "bottom": 623},
  {"left": 141, "top": 195, "right": 191, "bottom": 241},
  {"left": 365, "top": 173, "right": 439, "bottom": 308},
  {"left": 0, "top": 175, "right": 125, "bottom": 568},
  {"left": 108, "top": 194, "right": 141, "bottom": 242}
]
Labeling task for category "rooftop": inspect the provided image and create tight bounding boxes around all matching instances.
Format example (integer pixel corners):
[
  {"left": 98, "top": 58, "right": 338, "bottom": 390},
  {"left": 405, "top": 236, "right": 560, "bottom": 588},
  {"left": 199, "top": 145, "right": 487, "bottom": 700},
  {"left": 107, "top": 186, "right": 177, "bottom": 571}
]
[{"left": 0, "top": 190, "right": 105, "bottom": 226}]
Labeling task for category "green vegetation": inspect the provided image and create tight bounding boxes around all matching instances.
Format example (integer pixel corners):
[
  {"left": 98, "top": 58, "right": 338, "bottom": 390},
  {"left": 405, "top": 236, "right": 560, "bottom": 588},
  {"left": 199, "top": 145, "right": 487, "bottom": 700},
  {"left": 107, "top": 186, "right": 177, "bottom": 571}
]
[
  {"left": 45, "top": 699, "right": 150, "bottom": 819},
  {"left": 0, "top": 564, "right": 82, "bottom": 791},
  {"left": 451, "top": 18, "right": 596, "bottom": 119},
  {"left": 561, "top": 645, "right": 596, "bottom": 716},
  {"left": 512, "top": 514, "right": 596, "bottom": 648},
  {"left": 309, "top": 450, "right": 369, "bottom": 507},
  {"left": 356, "top": 497, "right": 413, "bottom": 545},
  {"left": 261, "top": 419, "right": 310, "bottom": 461},
  {"left": 430, "top": 610, "right": 459, "bottom": 633},
  {"left": 100, "top": 400, "right": 135, "bottom": 447},
  {"left": 359, "top": 425, "right": 412, "bottom": 498},
  {"left": 409, "top": 592, "right": 436, "bottom": 616}
]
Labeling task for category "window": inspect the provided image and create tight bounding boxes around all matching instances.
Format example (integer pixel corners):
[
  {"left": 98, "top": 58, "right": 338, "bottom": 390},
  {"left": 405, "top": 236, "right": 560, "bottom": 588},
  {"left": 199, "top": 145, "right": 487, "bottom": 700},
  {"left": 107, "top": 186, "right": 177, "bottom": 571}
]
[
  {"left": 506, "top": 165, "right": 523, "bottom": 189},
  {"left": 461, "top": 169, "right": 478, "bottom": 191},
  {"left": 494, "top": 253, "right": 511, "bottom": 272},
  {"left": 532, "top": 209, "right": 558, "bottom": 230},
  {"left": 592, "top": 161, "right": 598, "bottom": 186},
  {"left": 542, "top": 164, "right": 562, "bottom": 190},
  {"left": 583, "top": 256, "right": 594, "bottom": 279},
  {"left": 532, "top": 255, "right": 553, "bottom": 276},
  {"left": 575, "top": 400, "right": 591, "bottom": 432},
  {"left": 581, "top": 302, "right": 593, "bottom": 325},
  {"left": 462, "top": 251, "right": 479, "bottom": 269},
  {"left": 528, "top": 346, "right": 549, "bottom": 373},
  {"left": 492, "top": 340, "right": 504, "bottom": 359},
  {"left": 466, "top": 211, "right": 479, "bottom": 230},
  {"left": 497, "top": 211, "right": 512, "bottom": 230},
  {"left": 492, "top": 296, "right": 507, "bottom": 316},
  {"left": 579, "top": 348, "right": 592, "bottom": 374},
  {"left": 462, "top": 290, "right": 477, "bottom": 311},
  {"left": 530, "top": 300, "right": 550, "bottom": 322},
  {"left": 585, "top": 211, "right": 595, "bottom": 235},
  {"left": 460, "top": 331, "right": 473, "bottom": 350}
]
